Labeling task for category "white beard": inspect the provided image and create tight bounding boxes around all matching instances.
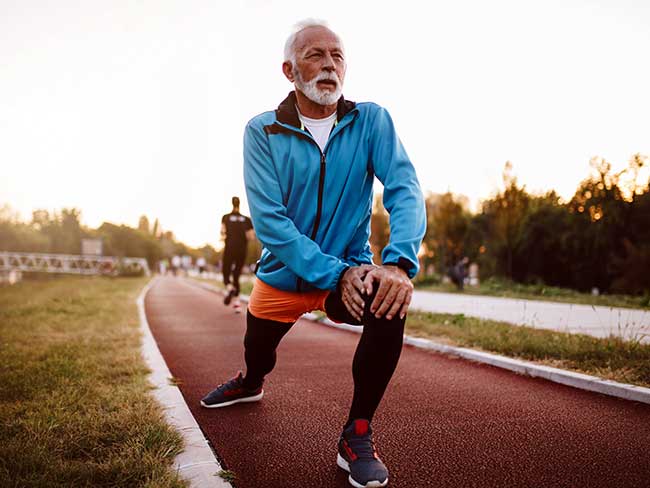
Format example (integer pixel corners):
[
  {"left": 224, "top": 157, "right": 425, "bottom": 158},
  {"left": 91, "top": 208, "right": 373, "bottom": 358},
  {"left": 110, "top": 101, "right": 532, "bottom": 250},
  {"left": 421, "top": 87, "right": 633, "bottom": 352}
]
[{"left": 294, "top": 69, "right": 343, "bottom": 106}]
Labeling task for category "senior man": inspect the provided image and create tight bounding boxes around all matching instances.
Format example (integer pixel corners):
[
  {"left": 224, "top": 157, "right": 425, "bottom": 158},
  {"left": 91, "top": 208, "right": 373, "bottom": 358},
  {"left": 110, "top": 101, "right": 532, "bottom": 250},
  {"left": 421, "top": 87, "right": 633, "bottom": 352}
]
[{"left": 201, "top": 20, "right": 426, "bottom": 488}]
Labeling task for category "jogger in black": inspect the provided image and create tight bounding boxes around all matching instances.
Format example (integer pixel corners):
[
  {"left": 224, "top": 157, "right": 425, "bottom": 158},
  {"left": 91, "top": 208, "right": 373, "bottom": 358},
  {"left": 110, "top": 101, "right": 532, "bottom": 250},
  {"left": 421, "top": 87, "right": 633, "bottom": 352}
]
[
  {"left": 222, "top": 247, "right": 246, "bottom": 296},
  {"left": 221, "top": 196, "right": 253, "bottom": 310}
]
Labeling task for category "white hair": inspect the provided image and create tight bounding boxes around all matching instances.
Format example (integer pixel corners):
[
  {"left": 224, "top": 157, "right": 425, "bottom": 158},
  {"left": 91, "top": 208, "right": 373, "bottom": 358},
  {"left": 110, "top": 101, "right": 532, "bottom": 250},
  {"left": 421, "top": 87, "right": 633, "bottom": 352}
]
[{"left": 283, "top": 18, "right": 343, "bottom": 64}]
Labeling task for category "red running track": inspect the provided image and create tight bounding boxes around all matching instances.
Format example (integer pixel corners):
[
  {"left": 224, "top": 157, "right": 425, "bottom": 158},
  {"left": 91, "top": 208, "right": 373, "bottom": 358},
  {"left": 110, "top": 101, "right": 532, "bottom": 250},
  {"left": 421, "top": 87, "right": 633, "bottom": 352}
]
[{"left": 144, "top": 277, "right": 650, "bottom": 488}]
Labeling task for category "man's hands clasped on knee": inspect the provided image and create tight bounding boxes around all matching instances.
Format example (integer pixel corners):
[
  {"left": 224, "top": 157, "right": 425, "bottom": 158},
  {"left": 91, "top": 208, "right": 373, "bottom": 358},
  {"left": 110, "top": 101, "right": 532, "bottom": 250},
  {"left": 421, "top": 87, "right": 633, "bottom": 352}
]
[
  {"left": 339, "top": 264, "right": 414, "bottom": 322},
  {"left": 363, "top": 265, "right": 413, "bottom": 320},
  {"left": 339, "top": 264, "right": 377, "bottom": 321}
]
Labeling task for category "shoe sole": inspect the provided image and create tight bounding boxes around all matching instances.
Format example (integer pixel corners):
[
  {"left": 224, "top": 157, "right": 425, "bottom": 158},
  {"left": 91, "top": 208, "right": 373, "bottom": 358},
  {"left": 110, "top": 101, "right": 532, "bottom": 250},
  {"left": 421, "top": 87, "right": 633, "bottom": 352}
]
[
  {"left": 336, "top": 453, "right": 389, "bottom": 488},
  {"left": 200, "top": 391, "right": 263, "bottom": 409}
]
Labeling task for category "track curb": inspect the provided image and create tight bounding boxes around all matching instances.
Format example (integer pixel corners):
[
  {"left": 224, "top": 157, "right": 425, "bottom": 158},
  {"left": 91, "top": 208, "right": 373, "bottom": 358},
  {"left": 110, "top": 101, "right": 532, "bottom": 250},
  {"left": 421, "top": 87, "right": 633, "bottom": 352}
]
[
  {"left": 190, "top": 278, "right": 650, "bottom": 406},
  {"left": 137, "top": 278, "right": 233, "bottom": 488},
  {"left": 312, "top": 317, "right": 650, "bottom": 406}
]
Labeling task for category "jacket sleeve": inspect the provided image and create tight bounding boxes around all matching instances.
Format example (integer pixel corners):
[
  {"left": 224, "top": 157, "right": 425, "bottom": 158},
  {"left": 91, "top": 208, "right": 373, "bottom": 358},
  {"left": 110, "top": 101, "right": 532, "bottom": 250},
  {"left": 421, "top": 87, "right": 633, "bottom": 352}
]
[
  {"left": 368, "top": 107, "right": 426, "bottom": 278},
  {"left": 243, "top": 121, "right": 349, "bottom": 291},
  {"left": 344, "top": 203, "right": 374, "bottom": 266}
]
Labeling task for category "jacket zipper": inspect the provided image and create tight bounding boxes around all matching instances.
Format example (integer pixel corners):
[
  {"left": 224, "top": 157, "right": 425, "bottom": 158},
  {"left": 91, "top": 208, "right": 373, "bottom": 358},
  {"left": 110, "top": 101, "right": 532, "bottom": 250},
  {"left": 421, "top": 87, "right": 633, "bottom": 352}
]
[
  {"left": 297, "top": 151, "right": 326, "bottom": 292},
  {"left": 273, "top": 119, "right": 353, "bottom": 292},
  {"left": 310, "top": 152, "right": 327, "bottom": 240}
]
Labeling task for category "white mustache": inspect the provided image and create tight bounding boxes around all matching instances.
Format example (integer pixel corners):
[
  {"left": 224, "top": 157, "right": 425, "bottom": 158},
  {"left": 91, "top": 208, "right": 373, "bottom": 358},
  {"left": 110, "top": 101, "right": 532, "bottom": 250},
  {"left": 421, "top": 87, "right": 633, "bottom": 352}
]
[{"left": 315, "top": 71, "right": 340, "bottom": 85}]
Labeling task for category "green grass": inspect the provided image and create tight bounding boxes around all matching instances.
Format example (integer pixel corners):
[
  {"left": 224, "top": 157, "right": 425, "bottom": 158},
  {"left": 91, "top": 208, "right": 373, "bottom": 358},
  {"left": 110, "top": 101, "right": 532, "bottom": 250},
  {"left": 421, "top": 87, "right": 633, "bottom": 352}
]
[
  {"left": 406, "top": 311, "right": 650, "bottom": 387},
  {"left": 217, "top": 470, "right": 237, "bottom": 483},
  {"left": 0, "top": 276, "right": 187, "bottom": 488},
  {"left": 415, "top": 276, "right": 650, "bottom": 310}
]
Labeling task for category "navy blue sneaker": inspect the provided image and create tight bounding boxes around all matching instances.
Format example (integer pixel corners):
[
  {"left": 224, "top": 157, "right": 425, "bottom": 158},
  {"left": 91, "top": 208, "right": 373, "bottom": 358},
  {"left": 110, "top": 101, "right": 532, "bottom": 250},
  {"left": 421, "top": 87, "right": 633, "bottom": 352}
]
[
  {"left": 200, "top": 372, "right": 263, "bottom": 408},
  {"left": 337, "top": 419, "right": 389, "bottom": 488}
]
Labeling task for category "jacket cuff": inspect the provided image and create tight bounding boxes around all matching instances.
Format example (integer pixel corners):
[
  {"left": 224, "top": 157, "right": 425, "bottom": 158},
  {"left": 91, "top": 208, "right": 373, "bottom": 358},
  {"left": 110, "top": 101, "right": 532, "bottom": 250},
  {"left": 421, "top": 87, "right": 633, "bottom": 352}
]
[
  {"left": 335, "top": 265, "right": 351, "bottom": 294},
  {"left": 382, "top": 257, "right": 414, "bottom": 276}
]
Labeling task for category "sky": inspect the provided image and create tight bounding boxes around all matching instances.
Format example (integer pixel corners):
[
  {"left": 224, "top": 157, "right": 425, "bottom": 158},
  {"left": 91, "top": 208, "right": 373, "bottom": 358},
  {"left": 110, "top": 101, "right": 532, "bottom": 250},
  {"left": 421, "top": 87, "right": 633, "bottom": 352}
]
[{"left": 1, "top": 0, "right": 649, "bottom": 248}]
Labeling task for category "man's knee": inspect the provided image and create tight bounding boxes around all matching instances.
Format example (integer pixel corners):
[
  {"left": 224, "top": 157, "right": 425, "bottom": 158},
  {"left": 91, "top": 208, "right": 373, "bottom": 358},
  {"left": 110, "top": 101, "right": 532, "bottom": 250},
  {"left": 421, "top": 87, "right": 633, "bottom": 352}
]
[
  {"left": 361, "top": 289, "right": 378, "bottom": 318},
  {"left": 361, "top": 289, "right": 406, "bottom": 327}
]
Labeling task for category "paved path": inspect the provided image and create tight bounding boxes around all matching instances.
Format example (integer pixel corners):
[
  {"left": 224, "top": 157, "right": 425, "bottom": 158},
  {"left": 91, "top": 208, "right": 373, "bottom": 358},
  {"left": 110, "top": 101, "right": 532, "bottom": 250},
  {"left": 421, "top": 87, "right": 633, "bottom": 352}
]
[
  {"left": 411, "top": 290, "right": 650, "bottom": 343},
  {"left": 145, "top": 277, "right": 650, "bottom": 487}
]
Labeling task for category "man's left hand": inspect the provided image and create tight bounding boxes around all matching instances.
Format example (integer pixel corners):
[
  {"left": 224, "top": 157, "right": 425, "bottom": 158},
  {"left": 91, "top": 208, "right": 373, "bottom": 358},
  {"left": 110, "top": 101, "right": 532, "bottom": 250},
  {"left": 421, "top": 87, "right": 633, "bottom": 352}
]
[{"left": 362, "top": 265, "right": 413, "bottom": 320}]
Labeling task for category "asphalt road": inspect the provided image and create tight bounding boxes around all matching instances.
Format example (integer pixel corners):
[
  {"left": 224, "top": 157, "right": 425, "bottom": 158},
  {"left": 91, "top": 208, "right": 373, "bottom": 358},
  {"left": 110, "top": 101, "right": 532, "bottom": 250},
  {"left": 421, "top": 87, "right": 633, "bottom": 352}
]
[{"left": 145, "top": 277, "right": 650, "bottom": 488}]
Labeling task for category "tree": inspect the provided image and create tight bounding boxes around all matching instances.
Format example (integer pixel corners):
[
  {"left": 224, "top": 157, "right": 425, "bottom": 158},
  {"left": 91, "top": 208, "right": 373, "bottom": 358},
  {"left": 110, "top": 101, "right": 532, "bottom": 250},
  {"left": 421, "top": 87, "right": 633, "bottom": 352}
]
[
  {"left": 610, "top": 240, "right": 650, "bottom": 294},
  {"left": 98, "top": 222, "right": 162, "bottom": 268},
  {"left": 30, "top": 208, "right": 85, "bottom": 254},
  {"left": 198, "top": 244, "right": 221, "bottom": 266},
  {"left": 424, "top": 192, "right": 470, "bottom": 274},
  {"left": 151, "top": 218, "right": 160, "bottom": 238},
  {"left": 370, "top": 193, "right": 390, "bottom": 264},
  {"left": 138, "top": 215, "right": 150, "bottom": 234},
  {"left": 512, "top": 192, "right": 572, "bottom": 286},
  {"left": 567, "top": 157, "right": 629, "bottom": 290},
  {"left": 0, "top": 205, "right": 49, "bottom": 252},
  {"left": 479, "top": 162, "right": 530, "bottom": 279}
]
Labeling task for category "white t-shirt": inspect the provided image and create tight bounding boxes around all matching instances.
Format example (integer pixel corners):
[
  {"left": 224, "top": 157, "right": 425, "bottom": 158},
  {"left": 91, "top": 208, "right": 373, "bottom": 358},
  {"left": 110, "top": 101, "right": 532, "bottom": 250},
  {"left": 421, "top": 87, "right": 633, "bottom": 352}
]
[{"left": 298, "top": 109, "right": 337, "bottom": 152}]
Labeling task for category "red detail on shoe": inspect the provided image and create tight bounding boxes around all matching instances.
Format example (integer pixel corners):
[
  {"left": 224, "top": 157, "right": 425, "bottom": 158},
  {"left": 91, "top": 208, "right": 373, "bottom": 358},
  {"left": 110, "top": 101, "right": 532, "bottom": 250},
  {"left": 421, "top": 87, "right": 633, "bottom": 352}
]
[
  {"left": 224, "top": 388, "right": 243, "bottom": 397},
  {"left": 354, "top": 419, "right": 369, "bottom": 436},
  {"left": 342, "top": 440, "right": 358, "bottom": 461}
]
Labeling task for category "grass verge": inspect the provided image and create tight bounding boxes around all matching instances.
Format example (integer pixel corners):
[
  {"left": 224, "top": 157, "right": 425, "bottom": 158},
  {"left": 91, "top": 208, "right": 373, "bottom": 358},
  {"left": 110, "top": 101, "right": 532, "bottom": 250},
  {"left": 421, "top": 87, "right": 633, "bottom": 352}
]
[
  {"left": 189, "top": 274, "right": 650, "bottom": 387},
  {"left": 406, "top": 311, "right": 650, "bottom": 388},
  {"left": 415, "top": 277, "right": 650, "bottom": 310},
  {"left": 0, "top": 276, "right": 186, "bottom": 488}
]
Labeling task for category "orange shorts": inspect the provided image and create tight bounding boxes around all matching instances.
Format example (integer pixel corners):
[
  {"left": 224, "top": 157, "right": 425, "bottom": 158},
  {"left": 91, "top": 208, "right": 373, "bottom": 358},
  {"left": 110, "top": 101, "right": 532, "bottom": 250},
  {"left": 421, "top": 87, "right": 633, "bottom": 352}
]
[{"left": 248, "top": 278, "right": 330, "bottom": 323}]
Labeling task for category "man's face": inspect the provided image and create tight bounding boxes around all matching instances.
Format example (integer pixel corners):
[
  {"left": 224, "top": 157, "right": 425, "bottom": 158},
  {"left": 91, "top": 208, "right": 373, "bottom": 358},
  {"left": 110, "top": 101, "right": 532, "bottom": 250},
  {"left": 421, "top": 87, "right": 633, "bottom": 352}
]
[{"left": 289, "top": 26, "right": 346, "bottom": 106}]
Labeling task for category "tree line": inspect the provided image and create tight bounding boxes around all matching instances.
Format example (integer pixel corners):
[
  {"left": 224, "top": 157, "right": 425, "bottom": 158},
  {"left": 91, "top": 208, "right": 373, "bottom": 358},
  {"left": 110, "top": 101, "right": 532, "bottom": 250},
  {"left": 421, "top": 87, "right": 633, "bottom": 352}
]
[
  {"left": 371, "top": 154, "right": 650, "bottom": 295},
  {"left": 2, "top": 153, "right": 648, "bottom": 294},
  {"left": 0, "top": 208, "right": 223, "bottom": 269}
]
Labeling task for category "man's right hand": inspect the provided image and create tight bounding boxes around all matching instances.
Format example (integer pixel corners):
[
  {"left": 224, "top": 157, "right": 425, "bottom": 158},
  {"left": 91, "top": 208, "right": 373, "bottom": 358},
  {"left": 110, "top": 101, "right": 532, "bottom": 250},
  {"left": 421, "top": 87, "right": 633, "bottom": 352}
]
[{"left": 339, "top": 264, "right": 377, "bottom": 321}]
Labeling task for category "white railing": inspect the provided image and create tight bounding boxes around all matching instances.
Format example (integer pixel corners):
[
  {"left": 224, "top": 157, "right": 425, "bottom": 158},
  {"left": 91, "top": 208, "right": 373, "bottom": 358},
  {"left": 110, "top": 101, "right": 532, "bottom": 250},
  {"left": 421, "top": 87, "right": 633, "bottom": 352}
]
[{"left": 0, "top": 252, "right": 150, "bottom": 277}]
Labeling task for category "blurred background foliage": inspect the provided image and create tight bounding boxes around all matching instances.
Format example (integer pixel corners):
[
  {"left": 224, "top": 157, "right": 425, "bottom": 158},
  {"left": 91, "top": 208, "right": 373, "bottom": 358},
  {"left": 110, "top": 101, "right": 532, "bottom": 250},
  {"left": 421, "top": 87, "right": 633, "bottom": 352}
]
[
  {"left": 0, "top": 206, "right": 224, "bottom": 270},
  {"left": 370, "top": 153, "right": 650, "bottom": 295},
  {"left": 2, "top": 154, "right": 648, "bottom": 294}
]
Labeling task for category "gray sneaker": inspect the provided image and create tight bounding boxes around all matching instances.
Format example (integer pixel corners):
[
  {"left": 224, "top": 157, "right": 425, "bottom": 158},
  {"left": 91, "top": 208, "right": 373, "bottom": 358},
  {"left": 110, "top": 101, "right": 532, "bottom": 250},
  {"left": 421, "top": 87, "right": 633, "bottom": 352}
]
[
  {"left": 337, "top": 419, "right": 389, "bottom": 487},
  {"left": 200, "top": 372, "right": 263, "bottom": 408}
]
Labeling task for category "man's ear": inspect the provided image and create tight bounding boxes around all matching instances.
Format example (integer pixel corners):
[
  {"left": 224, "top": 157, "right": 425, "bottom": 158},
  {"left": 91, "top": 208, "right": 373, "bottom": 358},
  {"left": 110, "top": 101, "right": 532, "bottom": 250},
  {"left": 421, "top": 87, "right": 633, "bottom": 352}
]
[{"left": 282, "top": 61, "right": 295, "bottom": 82}]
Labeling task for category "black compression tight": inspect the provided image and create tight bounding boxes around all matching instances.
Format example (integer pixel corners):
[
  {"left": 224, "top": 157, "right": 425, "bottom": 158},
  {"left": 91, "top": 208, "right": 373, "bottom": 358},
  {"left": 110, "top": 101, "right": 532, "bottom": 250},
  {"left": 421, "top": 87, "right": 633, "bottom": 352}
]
[
  {"left": 241, "top": 314, "right": 293, "bottom": 390},
  {"left": 344, "top": 297, "right": 405, "bottom": 426},
  {"left": 242, "top": 290, "right": 405, "bottom": 426}
]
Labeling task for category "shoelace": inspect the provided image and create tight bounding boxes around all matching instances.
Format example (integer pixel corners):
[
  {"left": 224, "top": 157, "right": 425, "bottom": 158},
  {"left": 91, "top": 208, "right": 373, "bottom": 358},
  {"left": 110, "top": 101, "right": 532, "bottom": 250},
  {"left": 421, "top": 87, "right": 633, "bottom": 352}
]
[
  {"left": 218, "top": 375, "right": 242, "bottom": 390},
  {"left": 347, "top": 434, "right": 376, "bottom": 460}
]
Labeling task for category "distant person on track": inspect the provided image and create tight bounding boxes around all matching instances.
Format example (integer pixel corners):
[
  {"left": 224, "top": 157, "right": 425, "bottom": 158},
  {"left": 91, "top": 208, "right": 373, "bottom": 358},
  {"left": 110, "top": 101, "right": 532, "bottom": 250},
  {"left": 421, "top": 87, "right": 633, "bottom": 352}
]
[
  {"left": 201, "top": 19, "right": 426, "bottom": 488},
  {"left": 449, "top": 256, "right": 469, "bottom": 291},
  {"left": 196, "top": 256, "right": 207, "bottom": 276},
  {"left": 170, "top": 255, "right": 181, "bottom": 277},
  {"left": 221, "top": 196, "right": 254, "bottom": 313}
]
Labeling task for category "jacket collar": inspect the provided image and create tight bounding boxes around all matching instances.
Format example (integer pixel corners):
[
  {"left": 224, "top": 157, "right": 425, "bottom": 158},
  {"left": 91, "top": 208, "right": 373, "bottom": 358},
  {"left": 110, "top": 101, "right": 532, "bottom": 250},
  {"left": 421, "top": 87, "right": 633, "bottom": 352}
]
[{"left": 276, "top": 91, "right": 356, "bottom": 128}]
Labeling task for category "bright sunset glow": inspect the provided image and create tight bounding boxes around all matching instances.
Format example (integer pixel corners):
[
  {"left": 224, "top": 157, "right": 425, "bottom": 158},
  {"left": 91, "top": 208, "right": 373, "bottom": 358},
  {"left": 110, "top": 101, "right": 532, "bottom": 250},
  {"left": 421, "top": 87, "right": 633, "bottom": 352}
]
[{"left": 1, "top": 0, "right": 649, "bottom": 247}]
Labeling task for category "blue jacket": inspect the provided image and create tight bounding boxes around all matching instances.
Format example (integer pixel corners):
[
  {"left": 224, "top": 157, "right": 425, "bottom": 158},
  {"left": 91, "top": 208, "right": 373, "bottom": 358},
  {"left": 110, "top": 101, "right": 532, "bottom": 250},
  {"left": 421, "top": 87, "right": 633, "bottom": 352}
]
[{"left": 244, "top": 92, "right": 426, "bottom": 292}]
